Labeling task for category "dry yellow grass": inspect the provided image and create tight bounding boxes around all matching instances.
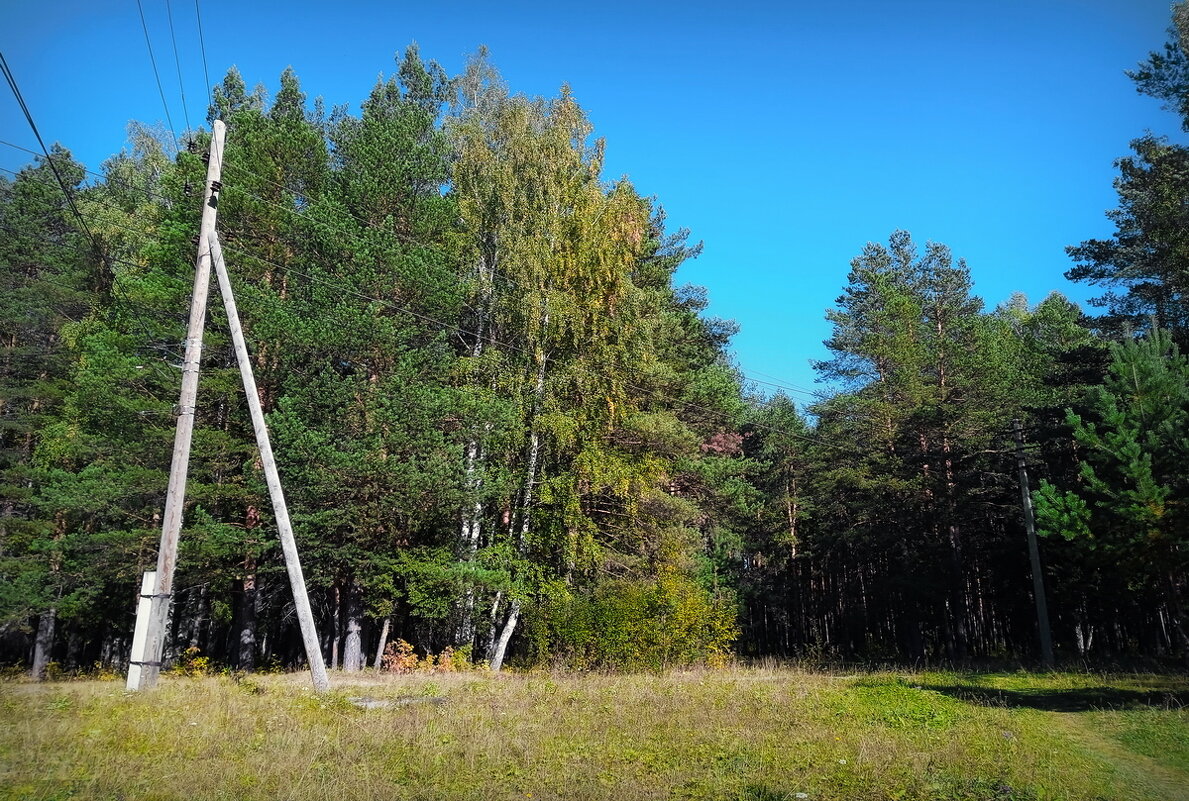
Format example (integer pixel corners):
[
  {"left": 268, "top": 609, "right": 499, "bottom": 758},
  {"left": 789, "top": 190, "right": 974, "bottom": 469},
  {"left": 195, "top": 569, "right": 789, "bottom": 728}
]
[{"left": 1, "top": 667, "right": 1186, "bottom": 800}]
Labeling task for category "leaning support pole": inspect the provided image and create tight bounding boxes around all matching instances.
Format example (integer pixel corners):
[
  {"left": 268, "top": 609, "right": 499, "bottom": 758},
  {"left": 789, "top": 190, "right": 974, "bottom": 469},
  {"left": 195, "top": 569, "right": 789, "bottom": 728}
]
[
  {"left": 208, "top": 231, "right": 330, "bottom": 693},
  {"left": 132, "top": 120, "right": 226, "bottom": 690}
]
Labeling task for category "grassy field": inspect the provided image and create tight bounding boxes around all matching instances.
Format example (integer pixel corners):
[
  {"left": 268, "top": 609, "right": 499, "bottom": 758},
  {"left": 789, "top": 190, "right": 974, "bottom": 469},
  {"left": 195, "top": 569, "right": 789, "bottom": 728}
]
[{"left": 1, "top": 667, "right": 1187, "bottom": 801}]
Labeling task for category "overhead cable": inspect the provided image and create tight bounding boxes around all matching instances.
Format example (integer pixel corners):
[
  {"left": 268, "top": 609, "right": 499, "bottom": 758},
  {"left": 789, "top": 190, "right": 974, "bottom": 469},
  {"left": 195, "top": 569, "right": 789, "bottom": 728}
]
[{"left": 134, "top": 0, "right": 179, "bottom": 148}]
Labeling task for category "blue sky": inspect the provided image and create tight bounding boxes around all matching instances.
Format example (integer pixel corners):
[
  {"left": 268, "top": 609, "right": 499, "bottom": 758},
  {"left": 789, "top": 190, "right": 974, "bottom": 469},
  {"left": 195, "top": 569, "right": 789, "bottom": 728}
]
[{"left": 1, "top": 0, "right": 1182, "bottom": 403}]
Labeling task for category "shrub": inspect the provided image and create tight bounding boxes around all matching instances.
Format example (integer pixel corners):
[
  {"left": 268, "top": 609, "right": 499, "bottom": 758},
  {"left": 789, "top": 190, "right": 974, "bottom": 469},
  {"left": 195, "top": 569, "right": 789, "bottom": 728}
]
[
  {"left": 381, "top": 639, "right": 419, "bottom": 673},
  {"left": 529, "top": 571, "right": 738, "bottom": 671},
  {"left": 168, "top": 646, "right": 212, "bottom": 677},
  {"left": 380, "top": 640, "right": 474, "bottom": 673}
]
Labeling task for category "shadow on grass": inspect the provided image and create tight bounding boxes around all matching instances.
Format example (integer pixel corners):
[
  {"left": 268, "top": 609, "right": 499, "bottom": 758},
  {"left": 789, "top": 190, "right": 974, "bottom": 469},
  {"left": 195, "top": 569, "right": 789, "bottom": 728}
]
[{"left": 918, "top": 683, "right": 1189, "bottom": 712}]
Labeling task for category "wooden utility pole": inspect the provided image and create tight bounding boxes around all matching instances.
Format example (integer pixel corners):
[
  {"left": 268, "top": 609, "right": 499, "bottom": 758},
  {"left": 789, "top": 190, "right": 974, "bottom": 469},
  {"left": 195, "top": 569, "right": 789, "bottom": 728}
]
[
  {"left": 130, "top": 120, "right": 226, "bottom": 690},
  {"left": 207, "top": 231, "right": 330, "bottom": 692},
  {"left": 1014, "top": 418, "right": 1054, "bottom": 669}
]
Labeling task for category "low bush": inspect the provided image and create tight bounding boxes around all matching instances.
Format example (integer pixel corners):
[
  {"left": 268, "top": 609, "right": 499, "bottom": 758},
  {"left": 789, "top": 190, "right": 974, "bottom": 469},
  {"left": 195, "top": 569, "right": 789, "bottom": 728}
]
[{"left": 528, "top": 571, "right": 737, "bottom": 671}]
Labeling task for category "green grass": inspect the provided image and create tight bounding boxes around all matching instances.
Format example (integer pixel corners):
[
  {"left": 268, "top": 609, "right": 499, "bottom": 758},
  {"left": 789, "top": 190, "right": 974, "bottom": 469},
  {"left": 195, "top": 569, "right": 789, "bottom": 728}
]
[{"left": 0, "top": 668, "right": 1186, "bottom": 800}]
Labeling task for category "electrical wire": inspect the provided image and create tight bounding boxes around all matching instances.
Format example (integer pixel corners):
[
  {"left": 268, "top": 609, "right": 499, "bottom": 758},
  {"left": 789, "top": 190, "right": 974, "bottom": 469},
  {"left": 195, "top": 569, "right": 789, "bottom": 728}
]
[
  {"left": 164, "top": 0, "right": 193, "bottom": 136},
  {"left": 0, "top": 110, "right": 870, "bottom": 457},
  {"left": 218, "top": 172, "right": 518, "bottom": 295},
  {"left": 0, "top": 162, "right": 198, "bottom": 226},
  {"left": 0, "top": 52, "right": 101, "bottom": 252},
  {"left": 3, "top": 124, "right": 829, "bottom": 407},
  {"left": 743, "top": 367, "right": 821, "bottom": 398},
  {"left": 194, "top": 0, "right": 213, "bottom": 111},
  {"left": 0, "top": 218, "right": 186, "bottom": 350},
  {"left": 3, "top": 185, "right": 1013, "bottom": 465},
  {"left": 0, "top": 137, "right": 190, "bottom": 210},
  {"left": 3, "top": 136, "right": 855, "bottom": 455},
  {"left": 134, "top": 0, "right": 178, "bottom": 149},
  {"left": 0, "top": 55, "right": 179, "bottom": 383},
  {"left": 742, "top": 374, "right": 821, "bottom": 400}
]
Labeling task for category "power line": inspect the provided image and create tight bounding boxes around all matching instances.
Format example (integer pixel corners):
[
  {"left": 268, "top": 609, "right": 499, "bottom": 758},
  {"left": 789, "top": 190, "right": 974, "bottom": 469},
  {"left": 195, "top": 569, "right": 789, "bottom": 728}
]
[
  {"left": 8, "top": 143, "right": 842, "bottom": 452},
  {"left": 0, "top": 53, "right": 157, "bottom": 384},
  {"left": 194, "top": 0, "right": 213, "bottom": 112},
  {"left": 3, "top": 162, "right": 855, "bottom": 459},
  {"left": 743, "top": 367, "right": 821, "bottom": 398},
  {"left": 0, "top": 51, "right": 101, "bottom": 255},
  {"left": 742, "top": 374, "right": 821, "bottom": 400},
  {"left": 218, "top": 162, "right": 823, "bottom": 401},
  {"left": 0, "top": 207, "right": 361, "bottom": 393},
  {"left": 134, "top": 0, "right": 178, "bottom": 148},
  {"left": 164, "top": 0, "right": 193, "bottom": 136},
  {"left": 0, "top": 163, "right": 191, "bottom": 223},
  {"left": 0, "top": 218, "right": 186, "bottom": 333},
  {"left": 0, "top": 138, "right": 186, "bottom": 208}
]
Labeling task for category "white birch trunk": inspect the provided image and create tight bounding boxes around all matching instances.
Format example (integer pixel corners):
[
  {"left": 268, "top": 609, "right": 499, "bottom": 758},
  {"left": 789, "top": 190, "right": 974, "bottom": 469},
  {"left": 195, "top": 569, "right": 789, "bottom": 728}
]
[
  {"left": 343, "top": 583, "right": 363, "bottom": 672},
  {"left": 483, "top": 590, "right": 502, "bottom": 662},
  {"left": 373, "top": 616, "right": 391, "bottom": 671},
  {"left": 458, "top": 251, "right": 496, "bottom": 646},
  {"left": 490, "top": 329, "right": 548, "bottom": 672},
  {"left": 488, "top": 598, "right": 520, "bottom": 673}
]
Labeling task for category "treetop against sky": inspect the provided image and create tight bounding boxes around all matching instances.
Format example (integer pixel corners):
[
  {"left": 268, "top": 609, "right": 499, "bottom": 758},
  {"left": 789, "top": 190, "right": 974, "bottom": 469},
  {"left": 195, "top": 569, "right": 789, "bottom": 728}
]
[{"left": 0, "top": 0, "right": 1181, "bottom": 395}]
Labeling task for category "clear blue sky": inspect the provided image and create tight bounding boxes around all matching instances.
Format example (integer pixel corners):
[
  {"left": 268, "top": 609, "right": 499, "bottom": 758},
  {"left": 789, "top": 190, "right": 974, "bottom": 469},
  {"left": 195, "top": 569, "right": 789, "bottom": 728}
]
[{"left": 1, "top": 0, "right": 1182, "bottom": 403}]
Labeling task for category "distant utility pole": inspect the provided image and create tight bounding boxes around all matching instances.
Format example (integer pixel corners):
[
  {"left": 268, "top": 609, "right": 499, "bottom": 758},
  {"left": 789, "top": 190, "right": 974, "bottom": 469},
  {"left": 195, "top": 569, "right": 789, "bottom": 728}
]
[
  {"left": 207, "top": 231, "right": 329, "bottom": 693},
  {"left": 1014, "top": 418, "right": 1054, "bottom": 669},
  {"left": 130, "top": 119, "right": 226, "bottom": 691}
]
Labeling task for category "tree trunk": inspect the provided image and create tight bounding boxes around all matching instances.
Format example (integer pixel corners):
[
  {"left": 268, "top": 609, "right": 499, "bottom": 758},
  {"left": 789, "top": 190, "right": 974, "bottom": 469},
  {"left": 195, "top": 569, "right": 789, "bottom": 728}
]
[
  {"left": 65, "top": 624, "right": 82, "bottom": 671},
  {"left": 458, "top": 438, "right": 484, "bottom": 647},
  {"left": 236, "top": 567, "right": 257, "bottom": 671},
  {"left": 188, "top": 585, "right": 209, "bottom": 650},
  {"left": 373, "top": 615, "right": 391, "bottom": 671},
  {"left": 942, "top": 446, "right": 970, "bottom": 662},
  {"left": 489, "top": 311, "right": 549, "bottom": 672},
  {"left": 330, "top": 582, "right": 342, "bottom": 670},
  {"left": 100, "top": 629, "right": 122, "bottom": 670},
  {"left": 489, "top": 598, "right": 520, "bottom": 673},
  {"left": 482, "top": 590, "right": 503, "bottom": 663},
  {"left": 343, "top": 582, "right": 363, "bottom": 672},
  {"left": 1165, "top": 570, "right": 1189, "bottom": 666},
  {"left": 457, "top": 248, "right": 497, "bottom": 646},
  {"left": 31, "top": 607, "right": 57, "bottom": 680}
]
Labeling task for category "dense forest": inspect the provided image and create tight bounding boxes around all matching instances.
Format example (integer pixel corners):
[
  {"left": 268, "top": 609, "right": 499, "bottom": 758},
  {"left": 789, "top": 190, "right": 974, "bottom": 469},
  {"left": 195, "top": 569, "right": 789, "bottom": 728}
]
[{"left": 2, "top": 8, "right": 1187, "bottom": 679}]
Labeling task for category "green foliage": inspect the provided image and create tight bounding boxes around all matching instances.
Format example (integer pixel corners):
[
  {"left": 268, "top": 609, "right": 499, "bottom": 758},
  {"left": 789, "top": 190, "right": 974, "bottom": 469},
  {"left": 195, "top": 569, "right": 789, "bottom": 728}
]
[
  {"left": 529, "top": 571, "right": 737, "bottom": 670},
  {"left": 1066, "top": 136, "right": 1189, "bottom": 338},
  {"left": 1056, "top": 328, "right": 1189, "bottom": 551},
  {"left": 1033, "top": 328, "right": 1189, "bottom": 655},
  {"left": 1069, "top": 5, "right": 1189, "bottom": 342},
  {"left": 1033, "top": 480, "right": 1092, "bottom": 542},
  {"left": 1127, "top": 2, "right": 1189, "bottom": 131}
]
